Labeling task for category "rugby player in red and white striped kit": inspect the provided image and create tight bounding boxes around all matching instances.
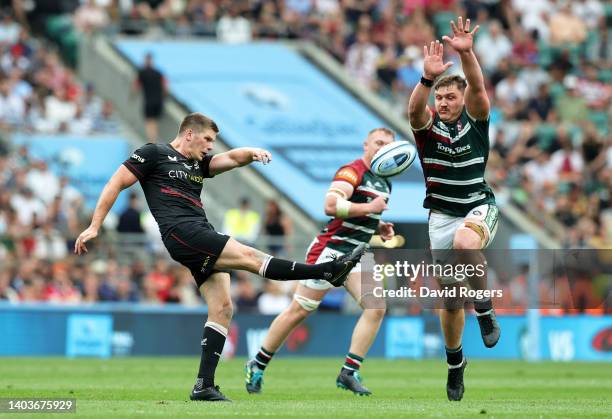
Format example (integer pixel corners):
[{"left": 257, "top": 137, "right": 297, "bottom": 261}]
[{"left": 246, "top": 128, "right": 397, "bottom": 396}]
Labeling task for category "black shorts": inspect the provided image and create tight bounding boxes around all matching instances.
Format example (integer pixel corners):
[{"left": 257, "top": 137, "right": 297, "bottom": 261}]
[
  {"left": 144, "top": 102, "right": 162, "bottom": 119},
  {"left": 163, "top": 221, "right": 231, "bottom": 287}
]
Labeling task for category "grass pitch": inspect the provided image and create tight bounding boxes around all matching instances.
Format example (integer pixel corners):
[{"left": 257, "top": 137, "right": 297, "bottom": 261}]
[{"left": 0, "top": 357, "right": 610, "bottom": 418}]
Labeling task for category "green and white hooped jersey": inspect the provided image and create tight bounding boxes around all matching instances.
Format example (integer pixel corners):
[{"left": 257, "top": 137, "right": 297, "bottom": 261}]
[
  {"left": 412, "top": 107, "right": 496, "bottom": 217},
  {"left": 306, "top": 159, "right": 391, "bottom": 262}
]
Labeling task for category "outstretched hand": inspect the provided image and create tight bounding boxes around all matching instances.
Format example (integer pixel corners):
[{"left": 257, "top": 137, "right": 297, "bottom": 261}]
[
  {"left": 251, "top": 148, "right": 272, "bottom": 165},
  {"left": 74, "top": 225, "right": 99, "bottom": 255},
  {"left": 423, "top": 40, "right": 453, "bottom": 80},
  {"left": 442, "top": 16, "right": 479, "bottom": 53}
]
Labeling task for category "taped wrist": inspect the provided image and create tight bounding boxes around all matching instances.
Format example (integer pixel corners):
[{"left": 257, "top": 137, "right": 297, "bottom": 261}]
[{"left": 336, "top": 197, "right": 352, "bottom": 218}]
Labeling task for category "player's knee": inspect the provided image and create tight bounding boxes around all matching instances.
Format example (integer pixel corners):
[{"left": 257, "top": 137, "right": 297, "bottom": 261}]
[
  {"left": 293, "top": 294, "right": 320, "bottom": 313},
  {"left": 285, "top": 300, "right": 313, "bottom": 325},
  {"left": 239, "top": 246, "right": 261, "bottom": 271},
  {"left": 453, "top": 233, "right": 480, "bottom": 250},
  {"left": 454, "top": 224, "right": 484, "bottom": 250}
]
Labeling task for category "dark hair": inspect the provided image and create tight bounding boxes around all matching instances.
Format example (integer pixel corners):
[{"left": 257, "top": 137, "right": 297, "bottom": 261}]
[
  {"left": 433, "top": 75, "right": 467, "bottom": 92},
  {"left": 368, "top": 127, "right": 395, "bottom": 140},
  {"left": 178, "top": 112, "right": 219, "bottom": 135}
]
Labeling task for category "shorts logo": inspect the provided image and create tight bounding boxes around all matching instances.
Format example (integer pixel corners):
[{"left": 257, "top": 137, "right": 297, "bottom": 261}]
[
  {"left": 131, "top": 153, "right": 145, "bottom": 163},
  {"left": 472, "top": 210, "right": 482, "bottom": 216},
  {"left": 484, "top": 206, "right": 498, "bottom": 227},
  {"left": 200, "top": 256, "right": 211, "bottom": 273}
]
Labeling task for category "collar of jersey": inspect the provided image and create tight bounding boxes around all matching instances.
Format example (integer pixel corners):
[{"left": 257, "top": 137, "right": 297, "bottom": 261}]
[{"left": 168, "top": 143, "right": 190, "bottom": 161}]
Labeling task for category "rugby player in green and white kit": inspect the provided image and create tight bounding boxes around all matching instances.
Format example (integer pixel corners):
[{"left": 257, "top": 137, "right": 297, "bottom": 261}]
[{"left": 407, "top": 16, "right": 500, "bottom": 401}]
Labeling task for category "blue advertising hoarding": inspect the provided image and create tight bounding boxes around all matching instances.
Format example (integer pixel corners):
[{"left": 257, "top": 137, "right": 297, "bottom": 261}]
[
  {"left": 66, "top": 314, "right": 113, "bottom": 358},
  {"left": 0, "top": 303, "right": 610, "bottom": 361},
  {"left": 115, "top": 41, "right": 428, "bottom": 222},
  {"left": 385, "top": 317, "right": 424, "bottom": 358}
]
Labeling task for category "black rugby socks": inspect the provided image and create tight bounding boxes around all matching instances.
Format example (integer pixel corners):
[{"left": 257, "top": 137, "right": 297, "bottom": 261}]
[
  {"left": 259, "top": 256, "right": 335, "bottom": 281},
  {"left": 446, "top": 345, "right": 463, "bottom": 367},
  {"left": 198, "top": 321, "right": 227, "bottom": 387}
]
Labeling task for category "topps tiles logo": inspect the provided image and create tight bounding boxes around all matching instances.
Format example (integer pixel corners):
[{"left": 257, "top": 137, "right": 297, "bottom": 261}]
[{"left": 436, "top": 143, "right": 471, "bottom": 156}]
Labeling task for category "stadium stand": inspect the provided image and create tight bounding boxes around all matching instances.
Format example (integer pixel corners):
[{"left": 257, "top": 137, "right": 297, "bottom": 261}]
[
  {"left": 19, "top": 0, "right": 607, "bottom": 246},
  {"left": 0, "top": 0, "right": 610, "bottom": 312}
]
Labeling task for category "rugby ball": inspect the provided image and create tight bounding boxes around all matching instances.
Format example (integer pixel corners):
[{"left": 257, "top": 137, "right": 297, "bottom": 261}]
[{"left": 371, "top": 140, "right": 417, "bottom": 177}]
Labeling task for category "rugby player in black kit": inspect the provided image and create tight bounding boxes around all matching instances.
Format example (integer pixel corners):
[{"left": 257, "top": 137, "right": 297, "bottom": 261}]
[{"left": 74, "top": 113, "right": 366, "bottom": 402}]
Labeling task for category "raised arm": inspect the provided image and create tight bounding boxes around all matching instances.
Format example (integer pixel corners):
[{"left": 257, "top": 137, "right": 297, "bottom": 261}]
[
  {"left": 209, "top": 147, "right": 272, "bottom": 176},
  {"left": 408, "top": 40, "right": 453, "bottom": 130},
  {"left": 74, "top": 165, "right": 138, "bottom": 254},
  {"left": 442, "top": 17, "right": 490, "bottom": 120}
]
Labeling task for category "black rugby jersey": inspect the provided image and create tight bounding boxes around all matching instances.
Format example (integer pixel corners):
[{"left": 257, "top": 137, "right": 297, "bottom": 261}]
[{"left": 122, "top": 143, "right": 214, "bottom": 237}]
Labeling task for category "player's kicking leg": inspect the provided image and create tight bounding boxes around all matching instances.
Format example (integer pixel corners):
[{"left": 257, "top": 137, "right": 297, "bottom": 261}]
[
  {"left": 215, "top": 238, "right": 367, "bottom": 287},
  {"left": 190, "top": 272, "right": 233, "bottom": 402},
  {"left": 335, "top": 273, "right": 385, "bottom": 396},
  {"left": 245, "top": 282, "right": 327, "bottom": 394}
]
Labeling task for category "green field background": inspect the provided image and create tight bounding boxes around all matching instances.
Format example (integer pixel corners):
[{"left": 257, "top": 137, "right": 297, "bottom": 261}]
[{"left": 0, "top": 358, "right": 610, "bottom": 418}]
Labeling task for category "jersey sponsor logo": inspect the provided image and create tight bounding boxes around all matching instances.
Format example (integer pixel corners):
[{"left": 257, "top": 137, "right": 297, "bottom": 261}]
[
  {"left": 169, "top": 170, "right": 189, "bottom": 179},
  {"left": 335, "top": 167, "right": 359, "bottom": 186},
  {"left": 169, "top": 170, "right": 204, "bottom": 184},
  {"left": 436, "top": 142, "right": 471, "bottom": 156},
  {"left": 131, "top": 153, "right": 145, "bottom": 163},
  {"left": 168, "top": 155, "right": 178, "bottom": 162}
]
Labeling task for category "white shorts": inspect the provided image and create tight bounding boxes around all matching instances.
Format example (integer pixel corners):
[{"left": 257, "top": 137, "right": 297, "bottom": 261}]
[
  {"left": 429, "top": 204, "right": 499, "bottom": 250},
  {"left": 300, "top": 245, "right": 361, "bottom": 291}
]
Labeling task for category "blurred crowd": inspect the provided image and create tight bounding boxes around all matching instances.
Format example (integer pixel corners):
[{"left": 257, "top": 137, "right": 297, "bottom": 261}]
[
  {"left": 0, "top": 7, "right": 118, "bottom": 135},
  {"left": 9, "top": 0, "right": 607, "bottom": 245},
  {"left": 1, "top": 0, "right": 611, "bottom": 310}
]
